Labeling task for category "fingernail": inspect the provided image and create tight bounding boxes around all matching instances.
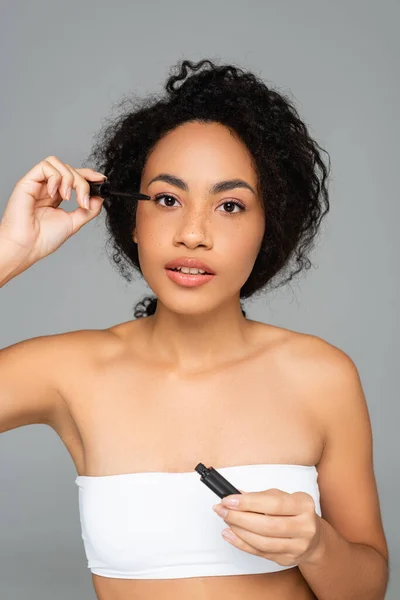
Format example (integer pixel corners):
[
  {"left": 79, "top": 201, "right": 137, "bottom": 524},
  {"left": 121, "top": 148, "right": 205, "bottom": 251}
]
[
  {"left": 50, "top": 183, "right": 59, "bottom": 198},
  {"left": 213, "top": 505, "right": 228, "bottom": 518},
  {"left": 65, "top": 187, "right": 72, "bottom": 201},
  {"left": 222, "top": 529, "right": 236, "bottom": 541},
  {"left": 83, "top": 194, "right": 90, "bottom": 210},
  {"left": 222, "top": 496, "right": 239, "bottom": 507}
]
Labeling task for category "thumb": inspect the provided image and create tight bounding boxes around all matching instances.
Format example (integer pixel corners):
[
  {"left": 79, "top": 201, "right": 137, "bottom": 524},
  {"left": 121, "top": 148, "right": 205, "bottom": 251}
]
[{"left": 69, "top": 196, "right": 104, "bottom": 234}]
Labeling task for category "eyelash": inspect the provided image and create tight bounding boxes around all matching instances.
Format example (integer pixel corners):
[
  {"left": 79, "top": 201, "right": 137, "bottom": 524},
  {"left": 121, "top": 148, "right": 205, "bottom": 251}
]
[{"left": 152, "top": 194, "right": 246, "bottom": 214}]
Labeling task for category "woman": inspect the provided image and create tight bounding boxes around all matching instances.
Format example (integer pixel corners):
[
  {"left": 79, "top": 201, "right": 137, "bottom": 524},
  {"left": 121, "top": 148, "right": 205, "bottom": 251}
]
[{"left": 0, "top": 59, "right": 389, "bottom": 600}]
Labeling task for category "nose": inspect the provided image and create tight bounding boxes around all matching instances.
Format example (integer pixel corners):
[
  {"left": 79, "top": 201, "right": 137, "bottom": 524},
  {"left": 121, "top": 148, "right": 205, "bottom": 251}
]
[{"left": 172, "top": 207, "right": 213, "bottom": 249}]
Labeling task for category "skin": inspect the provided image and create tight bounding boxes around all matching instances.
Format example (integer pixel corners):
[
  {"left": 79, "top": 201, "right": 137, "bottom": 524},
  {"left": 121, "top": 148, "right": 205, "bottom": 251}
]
[
  {"left": 2, "top": 122, "right": 387, "bottom": 598},
  {"left": 81, "top": 121, "right": 320, "bottom": 598},
  {"left": 132, "top": 121, "right": 266, "bottom": 373}
]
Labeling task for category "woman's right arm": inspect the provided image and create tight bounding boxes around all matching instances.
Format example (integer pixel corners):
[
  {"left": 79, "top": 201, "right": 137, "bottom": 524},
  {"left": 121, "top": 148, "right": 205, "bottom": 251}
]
[
  {"left": 0, "top": 335, "right": 70, "bottom": 433},
  {"left": 0, "top": 156, "right": 107, "bottom": 433}
]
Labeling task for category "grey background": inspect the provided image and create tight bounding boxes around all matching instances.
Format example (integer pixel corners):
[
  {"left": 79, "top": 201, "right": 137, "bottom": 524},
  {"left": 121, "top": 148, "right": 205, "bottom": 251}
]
[{"left": 0, "top": 0, "right": 398, "bottom": 598}]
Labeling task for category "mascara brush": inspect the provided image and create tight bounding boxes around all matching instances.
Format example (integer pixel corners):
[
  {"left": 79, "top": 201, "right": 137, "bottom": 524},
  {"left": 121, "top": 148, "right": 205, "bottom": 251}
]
[{"left": 87, "top": 178, "right": 151, "bottom": 201}]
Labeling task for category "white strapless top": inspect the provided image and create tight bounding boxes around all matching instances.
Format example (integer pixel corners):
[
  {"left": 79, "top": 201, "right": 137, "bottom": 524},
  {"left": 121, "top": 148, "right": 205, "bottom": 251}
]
[{"left": 75, "top": 463, "right": 321, "bottom": 580}]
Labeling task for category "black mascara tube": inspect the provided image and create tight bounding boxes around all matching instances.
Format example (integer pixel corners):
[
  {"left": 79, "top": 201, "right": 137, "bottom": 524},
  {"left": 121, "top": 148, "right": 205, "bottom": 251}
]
[
  {"left": 87, "top": 179, "right": 151, "bottom": 201},
  {"left": 195, "top": 462, "right": 242, "bottom": 499}
]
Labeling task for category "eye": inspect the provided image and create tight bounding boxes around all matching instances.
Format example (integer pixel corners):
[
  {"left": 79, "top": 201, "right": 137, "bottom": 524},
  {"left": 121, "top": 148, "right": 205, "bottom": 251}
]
[
  {"left": 217, "top": 200, "right": 246, "bottom": 214},
  {"left": 153, "top": 194, "right": 246, "bottom": 214},
  {"left": 153, "top": 193, "right": 179, "bottom": 208}
]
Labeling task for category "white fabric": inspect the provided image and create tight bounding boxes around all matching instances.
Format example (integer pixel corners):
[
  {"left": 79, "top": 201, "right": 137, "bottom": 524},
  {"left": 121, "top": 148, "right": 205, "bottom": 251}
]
[{"left": 75, "top": 463, "right": 321, "bottom": 579}]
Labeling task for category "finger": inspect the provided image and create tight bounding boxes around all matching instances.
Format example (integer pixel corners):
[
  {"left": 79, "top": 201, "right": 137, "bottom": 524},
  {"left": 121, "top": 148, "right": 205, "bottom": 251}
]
[
  {"left": 68, "top": 195, "right": 105, "bottom": 235},
  {"left": 223, "top": 489, "right": 300, "bottom": 516},
  {"left": 73, "top": 167, "right": 107, "bottom": 181},
  {"left": 42, "top": 156, "right": 76, "bottom": 205},
  {"left": 64, "top": 164, "right": 107, "bottom": 210},
  {"left": 8, "top": 159, "right": 63, "bottom": 220},
  {"left": 224, "top": 522, "right": 294, "bottom": 556},
  {"left": 222, "top": 525, "right": 297, "bottom": 566},
  {"left": 219, "top": 508, "right": 297, "bottom": 538},
  {"left": 221, "top": 526, "right": 264, "bottom": 558},
  {"left": 47, "top": 158, "right": 91, "bottom": 210}
]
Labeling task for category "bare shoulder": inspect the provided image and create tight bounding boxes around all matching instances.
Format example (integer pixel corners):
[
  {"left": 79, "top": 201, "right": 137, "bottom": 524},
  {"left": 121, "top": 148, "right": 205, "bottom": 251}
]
[
  {"left": 256, "top": 321, "right": 355, "bottom": 374},
  {"left": 258, "top": 324, "right": 361, "bottom": 440},
  {"left": 267, "top": 324, "right": 358, "bottom": 385},
  {"left": 0, "top": 325, "right": 127, "bottom": 435},
  {"left": 0, "top": 326, "right": 122, "bottom": 383},
  {"left": 3, "top": 322, "right": 133, "bottom": 390},
  {"left": 267, "top": 323, "right": 353, "bottom": 365},
  {"left": 279, "top": 328, "right": 360, "bottom": 415},
  {"left": 6, "top": 329, "right": 116, "bottom": 374},
  {"left": 277, "top": 331, "right": 389, "bottom": 563},
  {"left": 289, "top": 331, "right": 361, "bottom": 407},
  {"left": 43, "top": 320, "right": 135, "bottom": 364}
]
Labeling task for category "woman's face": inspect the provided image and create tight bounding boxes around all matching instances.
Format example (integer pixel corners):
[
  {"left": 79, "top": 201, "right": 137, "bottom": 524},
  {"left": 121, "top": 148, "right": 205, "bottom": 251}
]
[{"left": 133, "top": 121, "right": 265, "bottom": 316}]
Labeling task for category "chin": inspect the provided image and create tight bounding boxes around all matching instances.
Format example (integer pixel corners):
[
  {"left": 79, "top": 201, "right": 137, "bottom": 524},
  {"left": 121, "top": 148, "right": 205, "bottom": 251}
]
[
  {"left": 162, "top": 302, "right": 216, "bottom": 317},
  {"left": 156, "top": 292, "right": 239, "bottom": 318}
]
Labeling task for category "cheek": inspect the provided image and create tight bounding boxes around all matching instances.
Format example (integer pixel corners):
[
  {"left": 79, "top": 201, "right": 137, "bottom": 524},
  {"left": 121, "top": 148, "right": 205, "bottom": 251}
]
[
  {"left": 220, "top": 221, "right": 264, "bottom": 270},
  {"left": 135, "top": 210, "right": 164, "bottom": 249},
  {"left": 135, "top": 219, "right": 171, "bottom": 277}
]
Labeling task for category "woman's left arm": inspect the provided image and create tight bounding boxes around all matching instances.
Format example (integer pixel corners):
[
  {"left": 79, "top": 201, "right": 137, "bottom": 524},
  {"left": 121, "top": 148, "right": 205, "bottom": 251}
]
[
  {"left": 297, "top": 346, "right": 389, "bottom": 599},
  {"left": 214, "top": 340, "right": 389, "bottom": 600},
  {"left": 297, "top": 514, "right": 388, "bottom": 600}
]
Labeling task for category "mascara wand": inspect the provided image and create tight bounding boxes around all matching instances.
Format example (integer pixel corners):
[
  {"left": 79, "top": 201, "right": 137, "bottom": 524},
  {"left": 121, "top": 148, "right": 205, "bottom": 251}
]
[{"left": 88, "top": 179, "right": 151, "bottom": 201}]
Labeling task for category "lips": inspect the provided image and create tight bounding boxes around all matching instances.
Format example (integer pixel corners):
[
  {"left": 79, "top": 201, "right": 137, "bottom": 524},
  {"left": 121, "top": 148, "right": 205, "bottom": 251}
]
[
  {"left": 164, "top": 257, "right": 215, "bottom": 275},
  {"left": 165, "top": 268, "right": 215, "bottom": 287}
]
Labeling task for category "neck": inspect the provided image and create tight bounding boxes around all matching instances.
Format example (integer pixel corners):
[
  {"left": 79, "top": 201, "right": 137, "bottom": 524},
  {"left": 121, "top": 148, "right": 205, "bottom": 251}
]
[{"left": 144, "top": 298, "right": 254, "bottom": 374}]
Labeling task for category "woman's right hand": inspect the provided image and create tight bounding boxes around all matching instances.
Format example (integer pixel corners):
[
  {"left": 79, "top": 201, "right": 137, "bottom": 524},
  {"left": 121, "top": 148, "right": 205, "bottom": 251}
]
[{"left": 0, "top": 155, "right": 107, "bottom": 270}]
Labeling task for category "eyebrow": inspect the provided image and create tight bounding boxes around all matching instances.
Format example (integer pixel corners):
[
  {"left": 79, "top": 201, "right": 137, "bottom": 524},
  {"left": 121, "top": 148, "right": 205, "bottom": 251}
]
[{"left": 147, "top": 173, "right": 256, "bottom": 196}]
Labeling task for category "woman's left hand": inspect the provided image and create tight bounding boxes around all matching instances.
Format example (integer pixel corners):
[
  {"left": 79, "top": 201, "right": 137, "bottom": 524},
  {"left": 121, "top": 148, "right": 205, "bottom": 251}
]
[{"left": 212, "top": 488, "right": 324, "bottom": 567}]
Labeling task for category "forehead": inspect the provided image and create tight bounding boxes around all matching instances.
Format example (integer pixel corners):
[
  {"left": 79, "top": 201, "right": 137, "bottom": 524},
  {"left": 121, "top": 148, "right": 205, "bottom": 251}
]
[{"left": 142, "top": 121, "right": 257, "bottom": 185}]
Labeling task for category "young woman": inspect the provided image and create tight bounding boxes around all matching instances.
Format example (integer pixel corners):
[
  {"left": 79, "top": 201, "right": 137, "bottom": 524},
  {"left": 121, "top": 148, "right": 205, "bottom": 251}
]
[{"left": 0, "top": 59, "right": 389, "bottom": 600}]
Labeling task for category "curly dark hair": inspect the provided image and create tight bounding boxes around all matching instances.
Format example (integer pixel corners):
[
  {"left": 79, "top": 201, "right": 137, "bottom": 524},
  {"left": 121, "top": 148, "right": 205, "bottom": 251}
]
[{"left": 83, "top": 57, "right": 331, "bottom": 319}]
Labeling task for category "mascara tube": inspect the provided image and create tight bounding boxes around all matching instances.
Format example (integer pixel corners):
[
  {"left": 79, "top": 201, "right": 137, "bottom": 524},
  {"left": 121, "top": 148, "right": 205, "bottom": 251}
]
[{"left": 195, "top": 462, "right": 242, "bottom": 499}]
